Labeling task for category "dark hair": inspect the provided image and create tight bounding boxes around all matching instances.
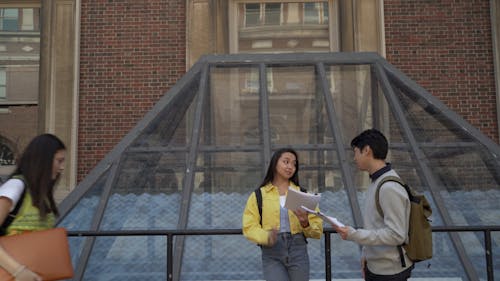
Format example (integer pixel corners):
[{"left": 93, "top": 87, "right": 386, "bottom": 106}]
[
  {"left": 12, "top": 133, "right": 66, "bottom": 218},
  {"left": 350, "top": 129, "right": 388, "bottom": 160},
  {"left": 259, "top": 148, "right": 300, "bottom": 187}
]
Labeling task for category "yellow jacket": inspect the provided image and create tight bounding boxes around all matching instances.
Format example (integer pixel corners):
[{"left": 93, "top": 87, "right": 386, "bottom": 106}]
[{"left": 242, "top": 182, "right": 323, "bottom": 246}]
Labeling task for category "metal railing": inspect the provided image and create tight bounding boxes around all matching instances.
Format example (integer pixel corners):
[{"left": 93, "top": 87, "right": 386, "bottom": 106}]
[{"left": 67, "top": 225, "right": 500, "bottom": 281}]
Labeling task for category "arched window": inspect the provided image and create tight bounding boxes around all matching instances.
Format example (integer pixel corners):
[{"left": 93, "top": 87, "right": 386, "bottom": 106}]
[{"left": 0, "top": 136, "right": 15, "bottom": 166}]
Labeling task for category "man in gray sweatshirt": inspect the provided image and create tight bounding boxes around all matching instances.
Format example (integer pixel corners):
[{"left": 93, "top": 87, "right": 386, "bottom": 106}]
[{"left": 334, "top": 129, "right": 414, "bottom": 280}]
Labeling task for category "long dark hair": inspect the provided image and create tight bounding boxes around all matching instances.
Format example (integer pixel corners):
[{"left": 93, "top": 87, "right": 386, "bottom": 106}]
[
  {"left": 12, "top": 134, "right": 65, "bottom": 218},
  {"left": 259, "top": 148, "right": 300, "bottom": 187}
]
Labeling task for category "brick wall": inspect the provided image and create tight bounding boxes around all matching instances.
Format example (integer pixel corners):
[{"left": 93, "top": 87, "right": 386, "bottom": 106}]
[
  {"left": 78, "top": 1, "right": 186, "bottom": 181},
  {"left": 384, "top": 0, "right": 498, "bottom": 143}
]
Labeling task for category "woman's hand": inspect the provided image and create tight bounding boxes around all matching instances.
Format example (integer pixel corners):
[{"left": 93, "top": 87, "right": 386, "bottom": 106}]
[
  {"left": 13, "top": 265, "right": 42, "bottom": 281},
  {"left": 293, "top": 209, "right": 309, "bottom": 228},
  {"left": 267, "top": 228, "right": 278, "bottom": 246}
]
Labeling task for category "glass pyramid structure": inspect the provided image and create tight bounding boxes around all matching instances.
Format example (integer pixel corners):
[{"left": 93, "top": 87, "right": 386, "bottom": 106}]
[{"left": 57, "top": 52, "right": 500, "bottom": 281}]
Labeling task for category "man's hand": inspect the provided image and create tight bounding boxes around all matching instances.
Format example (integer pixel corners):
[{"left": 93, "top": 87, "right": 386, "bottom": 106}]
[{"left": 335, "top": 225, "right": 350, "bottom": 240}]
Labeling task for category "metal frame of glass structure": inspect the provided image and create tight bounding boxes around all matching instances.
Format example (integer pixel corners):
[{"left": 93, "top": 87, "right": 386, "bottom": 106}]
[{"left": 57, "top": 52, "right": 500, "bottom": 281}]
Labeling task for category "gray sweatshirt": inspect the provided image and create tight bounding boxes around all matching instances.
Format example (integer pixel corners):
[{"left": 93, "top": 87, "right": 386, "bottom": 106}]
[{"left": 346, "top": 169, "right": 413, "bottom": 275}]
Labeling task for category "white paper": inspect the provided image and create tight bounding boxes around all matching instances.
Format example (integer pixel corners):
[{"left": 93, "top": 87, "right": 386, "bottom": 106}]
[
  {"left": 300, "top": 206, "right": 345, "bottom": 228},
  {"left": 284, "top": 187, "right": 321, "bottom": 211}
]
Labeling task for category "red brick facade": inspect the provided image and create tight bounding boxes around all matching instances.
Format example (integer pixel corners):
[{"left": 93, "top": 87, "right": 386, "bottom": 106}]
[
  {"left": 384, "top": 0, "right": 498, "bottom": 142},
  {"left": 78, "top": 1, "right": 186, "bottom": 181}
]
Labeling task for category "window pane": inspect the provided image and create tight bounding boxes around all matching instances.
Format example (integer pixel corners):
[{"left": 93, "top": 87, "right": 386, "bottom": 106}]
[
  {"left": 0, "top": 70, "right": 5, "bottom": 99},
  {"left": 245, "top": 4, "right": 260, "bottom": 27},
  {"left": 304, "top": 2, "right": 328, "bottom": 24},
  {"left": 21, "top": 9, "right": 36, "bottom": 31},
  {"left": 0, "top": 9, "right": 19, "bottom": 31},
  {"left": 323, "top": 2, "right": 329, "bottom": 23},
  {"left": 264, "top": 3, "right": 281, "bottom": 26},
  {"left": 304, "top": 3, "right": 319, "bottom": 24}
]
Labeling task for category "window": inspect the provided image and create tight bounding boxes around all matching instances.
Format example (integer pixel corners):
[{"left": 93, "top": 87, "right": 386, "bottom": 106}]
[
  {"left": 230, "top": 1, "right": 337, "bottom": 53},
  {"left": 243, "top": 3, "right": 282, "bottom": 27},
  {"left": 304, "top": 2, "right": 328, "bottom": 24},
  {"left": 0, "top": 138, "right": 15, "bottom": 166},
  {"left": 0, "top": 8, "right": 40, "bottom": 32},
  {"left": 264, "top": 3, "right": 281, "bottom": 26},
  {"left": 0, "top": 69, "right": 5, "bottom": 100},
  {"left": 242, "top": 69, "right": 274, "bottom": 94},
  {"left": 0, "top": 4, "right": 40, "bottom": 103}
]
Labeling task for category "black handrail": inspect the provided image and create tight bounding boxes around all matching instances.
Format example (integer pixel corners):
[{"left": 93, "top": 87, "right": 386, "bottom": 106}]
[{"left": 67, "top": 226, "right": 500, "bottom": 281}]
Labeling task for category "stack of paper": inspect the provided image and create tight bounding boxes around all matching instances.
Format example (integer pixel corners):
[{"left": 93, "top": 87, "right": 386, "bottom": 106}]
[
  {"left": 300, "top": 206, "right": 345, "bottom": 228},
  {"left": 284, "top": 187, "right": 321, "bottom": 210}
]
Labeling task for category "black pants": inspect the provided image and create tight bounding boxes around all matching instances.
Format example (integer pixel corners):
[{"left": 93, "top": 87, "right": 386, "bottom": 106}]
[{"left": 364, "top": 264, "right": 414, "bottom": 281}]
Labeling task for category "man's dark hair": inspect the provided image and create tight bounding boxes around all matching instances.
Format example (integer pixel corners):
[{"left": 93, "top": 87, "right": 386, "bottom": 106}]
[{"left": 350, "top": 129, "right": 388, "bottom": 160}]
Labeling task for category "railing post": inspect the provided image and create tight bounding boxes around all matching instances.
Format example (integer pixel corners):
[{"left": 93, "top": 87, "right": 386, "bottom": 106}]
[
  {"left": 485, "top": 230, "right": 494, "bottom": 281},
  {"left": 325, "top": 232, "right": 331, "bottom": 280},
  {"left": 167, "top": 233, "right": 173, "bottom": 281}
]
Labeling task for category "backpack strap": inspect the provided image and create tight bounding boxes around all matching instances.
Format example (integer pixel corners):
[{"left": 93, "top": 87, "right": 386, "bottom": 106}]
[
  {"left": 254, "top": 187, "right": 263, "bottom": 226},
  {"left": 0, "top": 175, "right": 27, "bottom": 236},
  {"left": 375, "top": 175, "right": 410, "bottom": 268}
]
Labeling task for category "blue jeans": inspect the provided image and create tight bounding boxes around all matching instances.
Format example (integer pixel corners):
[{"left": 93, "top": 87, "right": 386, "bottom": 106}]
[{"left": 261, "top": 232, "right": 309, "bottom": 281}]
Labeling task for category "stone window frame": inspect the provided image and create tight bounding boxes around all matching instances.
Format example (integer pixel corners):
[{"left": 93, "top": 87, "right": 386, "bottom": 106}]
[{"left": 228, "top": 0, "right": 339, "bottom": 54}]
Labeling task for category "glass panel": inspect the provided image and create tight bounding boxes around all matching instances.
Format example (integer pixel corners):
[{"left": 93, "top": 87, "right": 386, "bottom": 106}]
[
  {"left": 304, "top": 3, "right": 319, "bottom": 24},
  {"left": 204, "top": 66, "right": 260, "bottom": 146},
  {"left": 0, "top": 69, "right": 5, "bottom": 99},
  {"left": 99, "top": 152, "right": 184, "bottom": 230},
  {"left": 413, "top": 232, "right": 467, "bottom": 279},
  {"left": 264, "top": 3, "right": 281, "bottom": 25},
  {"left": 189, "top": 150, "right": 255, "bottom": 232},
  {"left": 181, "top": 235, "right": 262, "bottom": 280},
  {"left": 58, "top": 170, "right": 109, "bottom": 231},
  {"left": 494, "top": 232, "right": 500, "bottom": 279},
  {"left": 326, "top": 64, "right": 395, "bottom": 144},
  {"left": 268, "top": 65, "right": 327, "bottom": 145},
  {"left": 188, "top": 151, "right": 261, "bottom": 228},
  {"left": 306, "top": 238, "right": 324, "bottom": 278},
  {"left": 244, "top": 3, "right": 260, "bottom": 27},
  {"left": 131, "top": 72, "right": 200, "bottom": 147},
  {"left": 0, "top": 9, "right": 18, "bottom": 31},
  {"left": 67, "top": 237, "right": 85, "bottom": 275},
  {"left": 83, "top": 236, "right": 167, "bottom": 281},
  {"left": 180, "top": 236, "right": 325, "bottom": 280},
  {"left": 392, "top": 80, "right": 474, "bottom": 143},
  {"left": 458, "top": 232, "right": 489, "bottom": 281},
  {"left": 21, "top": 9, "right": 36, "bottom": 31},
  {"left": 298, "top": 149, "right": 340, "bottom": 189},
  {"left": 423, "top": 147, "right": 500, "bottom": 226},
  {"left": 329, "top": 234, "right": 361, "bottom": 279}
]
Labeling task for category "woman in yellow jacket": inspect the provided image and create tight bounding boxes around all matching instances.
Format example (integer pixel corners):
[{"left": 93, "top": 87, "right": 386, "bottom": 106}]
[{"left": 242, "top": 148, "right": 323, "bottom": 281}]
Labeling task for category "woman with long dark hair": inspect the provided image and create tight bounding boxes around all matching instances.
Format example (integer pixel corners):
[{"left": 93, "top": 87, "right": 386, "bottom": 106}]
[
  {"left": 242, "top": 148, "right": 323, "bottom": 281},
  {"left": 0, "top": 134, "right": 66, "bottom": 281}
]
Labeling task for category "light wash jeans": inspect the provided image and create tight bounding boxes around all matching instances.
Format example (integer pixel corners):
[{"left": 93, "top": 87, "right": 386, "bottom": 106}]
[{"left": 261, "top": 232, "right": 309, "bottom": 281}]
